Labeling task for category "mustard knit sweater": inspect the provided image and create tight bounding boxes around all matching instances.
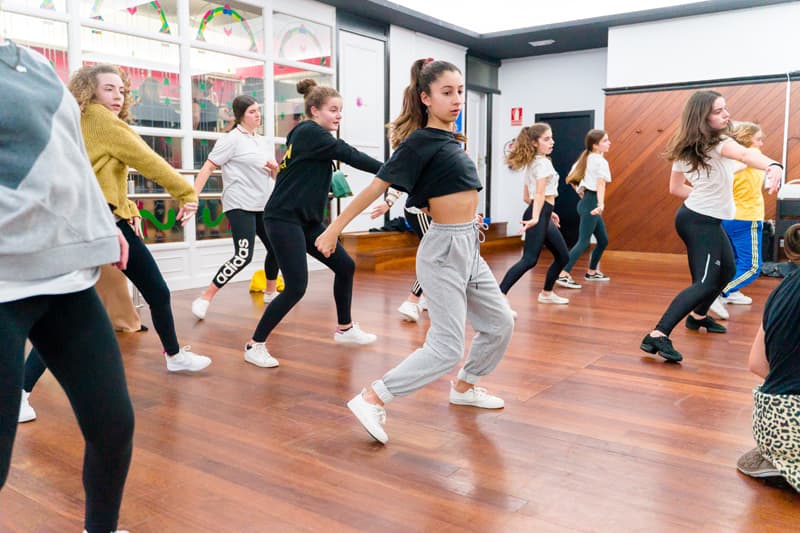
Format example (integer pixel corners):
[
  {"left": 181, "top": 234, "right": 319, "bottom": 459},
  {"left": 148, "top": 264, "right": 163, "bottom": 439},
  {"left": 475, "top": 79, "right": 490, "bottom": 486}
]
[{"left": 82, "top": 103, "right": 197, "bottom": 221}]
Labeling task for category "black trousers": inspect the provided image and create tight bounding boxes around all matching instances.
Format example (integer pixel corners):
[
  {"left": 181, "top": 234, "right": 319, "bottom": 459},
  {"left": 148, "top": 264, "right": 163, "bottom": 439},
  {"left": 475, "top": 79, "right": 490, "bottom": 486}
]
[
  {"left": 117, "top": 220, "right": 180, "bottom": 355},
  {"left": 252, "top": 219, "right": 355, "bottom": 342},
  {"left": 405, "top": 208, "right": 432, "bottom": 297},
  {"left": 0, "top": 288, "right": 134, "bottom": 533},
  {"left": 655, "top": 204, "right": 735, "bottom": 335},
  {"left": 212, "top": 209, "right": 279, "bottom": 288},
  {"left": 499, "top": 202, "right": 570, "bottom": 293}
]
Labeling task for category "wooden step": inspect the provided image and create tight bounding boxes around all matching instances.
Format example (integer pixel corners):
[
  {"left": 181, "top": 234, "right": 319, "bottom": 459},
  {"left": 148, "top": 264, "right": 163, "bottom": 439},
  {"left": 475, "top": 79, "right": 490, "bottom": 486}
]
[{"left": 341, "top": 222, "right": 516, "bottom": 271}]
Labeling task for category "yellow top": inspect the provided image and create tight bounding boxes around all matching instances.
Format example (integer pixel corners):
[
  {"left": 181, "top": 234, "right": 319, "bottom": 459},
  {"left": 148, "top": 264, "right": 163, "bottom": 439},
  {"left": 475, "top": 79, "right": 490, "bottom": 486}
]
[
  {"left": 81, "top": 103, "right": 197, "bottom": 221},
  {"left": 732, "top": 159, "right": 765, "bottom": 221}
]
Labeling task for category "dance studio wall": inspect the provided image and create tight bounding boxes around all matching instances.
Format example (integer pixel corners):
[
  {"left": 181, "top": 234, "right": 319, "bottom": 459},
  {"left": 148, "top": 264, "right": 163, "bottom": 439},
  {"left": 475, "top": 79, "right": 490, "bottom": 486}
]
[{"left": 603, "top": 79, "right": 800, "bottom": 253}]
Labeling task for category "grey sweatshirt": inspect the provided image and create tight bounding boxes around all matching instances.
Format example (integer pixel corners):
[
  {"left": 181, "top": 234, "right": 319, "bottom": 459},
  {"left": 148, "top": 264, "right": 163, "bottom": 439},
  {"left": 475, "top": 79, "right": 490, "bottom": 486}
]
[{"left": 0, "top": 41, "right": 119, "bottom": 280}]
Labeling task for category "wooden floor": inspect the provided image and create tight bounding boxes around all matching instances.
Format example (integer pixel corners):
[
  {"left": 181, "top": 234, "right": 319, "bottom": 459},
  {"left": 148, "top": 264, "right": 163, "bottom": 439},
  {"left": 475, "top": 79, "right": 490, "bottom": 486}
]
[{"left": 3, "top": 248, "right": 799, "bottom": 531}]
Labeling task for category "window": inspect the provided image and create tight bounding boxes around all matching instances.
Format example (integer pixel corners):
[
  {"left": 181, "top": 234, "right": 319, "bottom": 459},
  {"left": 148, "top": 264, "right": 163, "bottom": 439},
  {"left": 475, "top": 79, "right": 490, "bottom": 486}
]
[
  {"left": 273, "top": 13, "right": 331, "bottom": 65},
  {"left": 274, "top": 68, "right": 332, "bottom": 138},
  {"left": 81, "top": 0, "right": 178, "bottom": 35},
  {"left": 189, "top": 0, "right": 263, "bottom": 53},
  {"left": 1, "top": 11, "right": 69, "bottom": 82}
]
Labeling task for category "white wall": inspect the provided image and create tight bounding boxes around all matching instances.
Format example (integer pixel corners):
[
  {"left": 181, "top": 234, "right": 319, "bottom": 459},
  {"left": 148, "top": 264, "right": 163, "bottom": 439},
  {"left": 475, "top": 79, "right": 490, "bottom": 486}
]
[
  {"left": 491, "top": 48, "right": 607, "bottom": 235},
  {"left": 607, "top": 2, "right": 800, "bottom": 88}
]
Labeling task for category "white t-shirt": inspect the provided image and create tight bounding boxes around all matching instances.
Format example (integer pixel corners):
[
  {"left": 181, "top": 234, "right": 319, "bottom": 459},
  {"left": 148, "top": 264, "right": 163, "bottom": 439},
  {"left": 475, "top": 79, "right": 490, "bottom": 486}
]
[
  {"left": 526, "top": 156, "right": 559, "bottom": 198},
  {"left": 672, "top": 137, "right": 737, "bottom": 220},
  {"left": 208, "top": 127, "right": 272, "bottom": 212},
  {"left": 580, "top": 153, "right": 611, "bottom": 191},
  {"left": 0, "top": 267, "right": 99, "bottom": 303}
]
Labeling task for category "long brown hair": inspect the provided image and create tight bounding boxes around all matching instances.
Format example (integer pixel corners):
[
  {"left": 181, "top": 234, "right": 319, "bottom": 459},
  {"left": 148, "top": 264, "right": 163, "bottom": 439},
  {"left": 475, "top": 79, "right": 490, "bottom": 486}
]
[
  {"left": 665, "top": 90, "right": 729, "bottom": 173},
  {"left": 566, "top": 129, "right": 607, "bottom": 186},
  {"left": 68, "top": 63, "right": 133, "bottom": 122},
  {"left": 387, "top": 58, "right": 466, "bottom": 149},
  {"left": 729, "top": 121, "right": 761, "bottom": 148},
  {"left": 505, "top": 123, "right": 551, "bottom": 171},
  {"left": 296, "top": 78, "right": 339, "bottom": 118}
]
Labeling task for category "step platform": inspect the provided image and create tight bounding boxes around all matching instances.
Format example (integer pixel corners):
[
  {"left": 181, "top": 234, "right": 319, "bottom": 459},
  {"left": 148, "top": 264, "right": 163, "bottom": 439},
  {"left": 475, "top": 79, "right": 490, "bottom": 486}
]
[{"left": 340, "top": 222, "right": 519, "bottom": 271}]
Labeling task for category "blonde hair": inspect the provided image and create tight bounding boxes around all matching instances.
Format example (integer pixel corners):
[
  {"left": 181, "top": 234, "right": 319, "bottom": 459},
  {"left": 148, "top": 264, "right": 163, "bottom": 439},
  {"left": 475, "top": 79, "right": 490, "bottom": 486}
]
[
  {"left": 566, "top": 129, "right": 607, "bottom": 186},
  {"left": 505, "top": 123, "right": 550, "bottom": 171},
  {"left": 68, "top": 63, "right": 133, "bottom": 122},
  {"left": 729, "top": 121, "right": 762, "bottom": 148},
  {"left": 387, "top": 58, "right": 466, "bottom": 149}
]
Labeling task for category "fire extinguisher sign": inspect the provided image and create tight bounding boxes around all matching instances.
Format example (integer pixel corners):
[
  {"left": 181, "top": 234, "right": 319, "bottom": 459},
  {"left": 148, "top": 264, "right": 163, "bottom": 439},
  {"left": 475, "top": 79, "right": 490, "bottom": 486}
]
[{"left": 511, "top": 107, "right": 523, "bottom": 126}]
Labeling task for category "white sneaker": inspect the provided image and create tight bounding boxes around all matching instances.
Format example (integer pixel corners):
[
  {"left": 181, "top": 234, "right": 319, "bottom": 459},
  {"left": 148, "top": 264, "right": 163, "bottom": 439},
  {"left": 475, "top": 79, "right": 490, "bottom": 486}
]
[
  {"left": 709, "top": 297, "right": 729, "bottom": 320},
  {"left": 417, "top": 295, "right": 428, "bottom": 312},
  {"left": 449, "top": 382, "right": 504, "bottom": 409},
  {"left": 538, "top": 292, "right": 569, "bottom": 304},
  {"left": 191, "top": 297, "right": 210, "bottom": 320},
  {"left": 165, "top": 346, "right": 212, "bottom": 372},
  {"left": 723, "top": 291, "right": 752, "bottom": 305},
  {"left": 18, "top": 390, "right": 36, "bottom": 423},
  {"left": 398, "top": 300, "right": 420, "bottom": 322},
  {"left": 244, "top": 342, "right": 279, "bottom": 368},
  {"left": 334, "top": 323, "right": 377, "bottom": 345},
  {"left": 347, "top": 390, "right": 388, "bottom": 444},
  {"left": 263, "top": 291, "right": 279, "bottom": 304}
]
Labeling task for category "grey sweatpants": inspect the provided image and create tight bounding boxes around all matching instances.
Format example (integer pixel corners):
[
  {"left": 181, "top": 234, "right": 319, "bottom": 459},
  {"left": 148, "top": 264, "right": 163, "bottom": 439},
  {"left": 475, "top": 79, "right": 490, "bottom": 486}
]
[{"left": 372, "top": 221, "right": 515, "bottom": 403}]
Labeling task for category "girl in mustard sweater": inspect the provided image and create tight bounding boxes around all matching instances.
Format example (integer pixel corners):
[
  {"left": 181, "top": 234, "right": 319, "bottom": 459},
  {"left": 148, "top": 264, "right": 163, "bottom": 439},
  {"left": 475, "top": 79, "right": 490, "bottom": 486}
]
[{"left": 67, "top": 64, "right": 211, "bottom": 372}]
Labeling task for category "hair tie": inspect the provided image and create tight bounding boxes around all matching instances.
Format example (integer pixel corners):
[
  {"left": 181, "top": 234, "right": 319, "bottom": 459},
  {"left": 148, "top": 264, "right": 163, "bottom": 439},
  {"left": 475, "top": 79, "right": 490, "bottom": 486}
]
[{"left": 424, "top": 57, "right": 434, "bottom": 65}]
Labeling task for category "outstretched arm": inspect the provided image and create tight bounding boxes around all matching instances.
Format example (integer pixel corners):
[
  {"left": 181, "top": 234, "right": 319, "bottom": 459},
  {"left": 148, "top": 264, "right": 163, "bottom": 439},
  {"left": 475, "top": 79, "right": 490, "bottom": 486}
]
[{"left": 315, "top": 177, "right": 391, "bottom": 257}]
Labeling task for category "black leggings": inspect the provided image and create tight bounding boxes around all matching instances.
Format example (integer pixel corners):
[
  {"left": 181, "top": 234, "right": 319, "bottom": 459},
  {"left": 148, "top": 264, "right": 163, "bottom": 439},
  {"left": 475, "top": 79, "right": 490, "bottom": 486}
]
[
  {"left": 212, "top": 209, "right": 279, "bottom": 288},
  {"left": 655, "top": 204, "right": 735, "bottom": 335},
  {"left": 405, "top": 208, "right": 432, "bottom": 297},
  {"left": 252, "top": 219, "right": 355, "bottom": 342},
  {"left": 499, "top": 202, "right": 570, "bottom": 293},
  {"left": 0, "top": 288, "right": 134, "bottom": 533},
  {"left": 117, "top": 220, "right": 180, "bottom": 355},
  {"left": 563, "top": 190, "right": 608, "bottom": 272}
]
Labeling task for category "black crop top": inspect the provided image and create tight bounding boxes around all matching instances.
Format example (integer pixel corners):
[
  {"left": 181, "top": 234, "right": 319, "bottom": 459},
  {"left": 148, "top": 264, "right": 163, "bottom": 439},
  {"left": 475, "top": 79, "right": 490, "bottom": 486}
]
[{"left": 376, "top": 127, "right": 482, "bottom": 209}]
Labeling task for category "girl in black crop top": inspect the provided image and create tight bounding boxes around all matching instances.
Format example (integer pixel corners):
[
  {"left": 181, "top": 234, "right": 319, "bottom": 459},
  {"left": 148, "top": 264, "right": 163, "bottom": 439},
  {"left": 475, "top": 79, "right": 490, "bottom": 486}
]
[
  {"left": 243, "top": 80, "right": 383, "bottom": 368},
  {"left": 316, "top": 59, "right": 514, "bottom": 445}
]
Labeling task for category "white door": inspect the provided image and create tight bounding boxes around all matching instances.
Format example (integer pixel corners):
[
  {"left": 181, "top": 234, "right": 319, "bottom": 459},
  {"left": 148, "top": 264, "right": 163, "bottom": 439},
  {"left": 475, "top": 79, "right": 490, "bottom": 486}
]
[
  {"left": 466, "top": 90, "right": 488, "bottom": 215},
  {"left": 337, "top": 31, "right": 385, "bottom": 232}
]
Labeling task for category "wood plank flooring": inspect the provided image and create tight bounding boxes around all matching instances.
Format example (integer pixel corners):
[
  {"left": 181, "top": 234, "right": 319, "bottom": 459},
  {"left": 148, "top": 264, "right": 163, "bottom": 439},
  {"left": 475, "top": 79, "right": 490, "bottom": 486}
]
[{"left": 2, "top": 248, "right": 799, "bottom": 531}]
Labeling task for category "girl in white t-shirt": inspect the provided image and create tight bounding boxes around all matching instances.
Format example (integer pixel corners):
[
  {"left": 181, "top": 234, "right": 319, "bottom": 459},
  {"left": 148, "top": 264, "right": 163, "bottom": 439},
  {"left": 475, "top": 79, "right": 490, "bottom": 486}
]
[
  {"left": 557, "top": 129, "right": 612, "bottom": 289},
  {"left": 498, "top": 122, "right": 571, "bottom": 308},
  {"left": 191, "top": 95, "right": 280, "bottom": 320},
  {"left": 641, "top": 90, "right": 782, "bottom": 363}
]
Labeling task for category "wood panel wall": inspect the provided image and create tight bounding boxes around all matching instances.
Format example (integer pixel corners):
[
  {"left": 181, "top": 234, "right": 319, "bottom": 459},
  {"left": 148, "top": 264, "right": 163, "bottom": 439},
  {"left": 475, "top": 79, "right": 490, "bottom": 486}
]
[{"left": 604, "top": 80, "right": 800, "bottom": 253}]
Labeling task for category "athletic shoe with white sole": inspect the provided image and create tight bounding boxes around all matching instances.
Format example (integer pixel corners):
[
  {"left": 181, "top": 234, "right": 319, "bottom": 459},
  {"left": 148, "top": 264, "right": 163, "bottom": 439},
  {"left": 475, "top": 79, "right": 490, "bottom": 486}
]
[
  {"left": 449, "top": 382, "right": 504, "bottom": 409},
  {"left": 191, "top": 297, "right": 210, "bottom": 320},
  {"left": 347, "top": 390, "right": 388, "bottom": 444},
  {"left": 244, "top": 342, "right": 279, "bottom": 368},
  {"left": 584, "top": 271, "right": 610, "bottom": 281},
  {"left": 709, "top": 297, "right": 729, "bottom": 320},
  {"left": 18, "top": 390, "right": 36, "bottom": 423},
  {"left": 164, "top": 346, "right": 212, "bottom": 372},
  {"left": 398, "top": 300, "right": 420, "bottom": 322},
  {"left": 334, "top": 323, "right": 377, "bottom": 345},
  {"left": 722, "top": 291, "right": 752, "bottom": 305},
  {"left": 556, "top": 274, "right": 582, "bottom": 289},
  {"left": 538, "top": 292, "right": 569, "bottom": 304},
  {"left": 263, "top": 291, "right": 279, "bottom": 304}
]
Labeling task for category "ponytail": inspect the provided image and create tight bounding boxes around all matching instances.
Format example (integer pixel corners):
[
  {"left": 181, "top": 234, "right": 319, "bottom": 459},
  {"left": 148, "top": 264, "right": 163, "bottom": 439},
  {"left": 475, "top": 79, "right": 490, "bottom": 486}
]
[
  {"left": 506, "top": 123, "right": 550, "bottom": 171},
  {"left": 566, "top": 129, "right": 607, "bottom": 186},
  {"left": 387, "top": 58, "right": 466, "bottom": 149}
]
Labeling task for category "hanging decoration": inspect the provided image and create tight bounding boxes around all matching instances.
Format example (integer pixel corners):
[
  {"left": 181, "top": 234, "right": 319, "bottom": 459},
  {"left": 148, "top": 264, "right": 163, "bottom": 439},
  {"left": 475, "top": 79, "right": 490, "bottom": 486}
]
[{"left": 196, "top": 4, "right": 258, "bottom": 52}]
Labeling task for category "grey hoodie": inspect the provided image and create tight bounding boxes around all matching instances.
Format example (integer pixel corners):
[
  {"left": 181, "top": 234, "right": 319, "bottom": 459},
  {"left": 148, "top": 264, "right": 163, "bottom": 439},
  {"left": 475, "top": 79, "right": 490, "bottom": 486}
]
[{"left": 0, "top": 42, "right": 119, "bottom": 280}]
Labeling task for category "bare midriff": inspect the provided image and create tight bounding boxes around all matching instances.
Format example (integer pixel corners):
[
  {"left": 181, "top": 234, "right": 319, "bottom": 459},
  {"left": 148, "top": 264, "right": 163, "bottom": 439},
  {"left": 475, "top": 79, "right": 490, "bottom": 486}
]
[{"left": 427, "top": 189, "right": 479, "bottom": 224}]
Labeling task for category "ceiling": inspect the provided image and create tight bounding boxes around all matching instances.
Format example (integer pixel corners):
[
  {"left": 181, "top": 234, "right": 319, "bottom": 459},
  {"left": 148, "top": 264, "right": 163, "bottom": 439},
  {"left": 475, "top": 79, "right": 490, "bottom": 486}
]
[{"left": 317, "top": 0, "right": 795, "bottom": 60}]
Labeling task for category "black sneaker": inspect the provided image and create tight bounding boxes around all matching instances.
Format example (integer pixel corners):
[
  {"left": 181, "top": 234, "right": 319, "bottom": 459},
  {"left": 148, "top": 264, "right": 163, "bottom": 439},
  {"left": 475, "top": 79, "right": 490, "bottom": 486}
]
[
  {"left": 685, "top": 315, "right": 727, "bottom": 333},
  {"left": 640, "top": 333, "right": 683, "bottom": 362},
  {"left": 584, "top": 271, "right": 610, "bottom": 281}
]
